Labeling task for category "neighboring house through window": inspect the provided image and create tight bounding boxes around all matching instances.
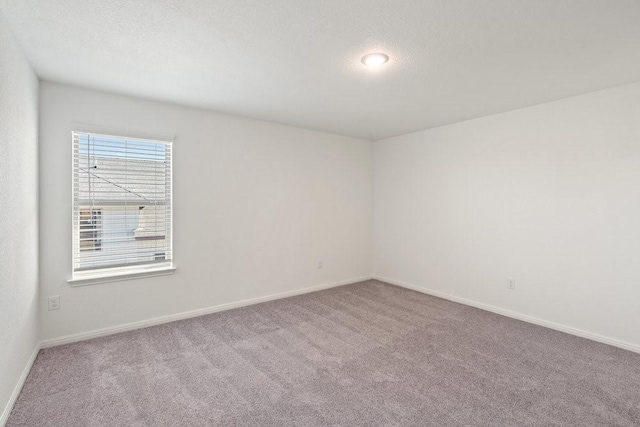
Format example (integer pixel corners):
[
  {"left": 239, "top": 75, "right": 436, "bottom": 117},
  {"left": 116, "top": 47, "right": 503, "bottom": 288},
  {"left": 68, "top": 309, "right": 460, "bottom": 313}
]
[
  {"left": 71, "top": 132, "right": 173, "bottom": 282},
  {"left": 79, "top": 208, "right": 102, "bottom": 251}
]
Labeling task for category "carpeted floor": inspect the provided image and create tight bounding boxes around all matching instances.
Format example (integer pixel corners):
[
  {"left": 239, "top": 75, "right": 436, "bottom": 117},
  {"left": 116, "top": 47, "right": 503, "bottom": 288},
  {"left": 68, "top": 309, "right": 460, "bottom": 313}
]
[{"left": 8, "top": 280, "right": 640, "bottom": 426}]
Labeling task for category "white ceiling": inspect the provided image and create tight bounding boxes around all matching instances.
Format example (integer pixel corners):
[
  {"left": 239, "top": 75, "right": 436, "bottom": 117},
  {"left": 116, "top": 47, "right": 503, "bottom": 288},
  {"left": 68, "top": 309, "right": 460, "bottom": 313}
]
[{"left": 2, "top": 0, "right": 640, "bottom": 140}]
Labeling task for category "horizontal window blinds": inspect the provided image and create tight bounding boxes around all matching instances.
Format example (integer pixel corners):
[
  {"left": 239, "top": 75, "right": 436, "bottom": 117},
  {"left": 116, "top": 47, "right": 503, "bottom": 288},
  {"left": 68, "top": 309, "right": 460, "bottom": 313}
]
[{"left": 72, "top": 132, "right": 173, "bottom": 273}]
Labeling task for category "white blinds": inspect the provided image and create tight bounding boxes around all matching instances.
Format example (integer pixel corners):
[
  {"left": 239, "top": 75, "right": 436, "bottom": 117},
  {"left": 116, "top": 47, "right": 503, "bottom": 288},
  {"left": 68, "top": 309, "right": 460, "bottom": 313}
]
[{"left": 72, "top": 132, "right": 173, "bottom": 274}]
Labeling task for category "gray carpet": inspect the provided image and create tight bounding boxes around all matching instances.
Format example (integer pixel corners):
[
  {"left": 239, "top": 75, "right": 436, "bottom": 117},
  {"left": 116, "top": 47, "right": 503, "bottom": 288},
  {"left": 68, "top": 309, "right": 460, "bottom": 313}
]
[{"left": 8, "top": 280, "right": 640, "bottom": 426}]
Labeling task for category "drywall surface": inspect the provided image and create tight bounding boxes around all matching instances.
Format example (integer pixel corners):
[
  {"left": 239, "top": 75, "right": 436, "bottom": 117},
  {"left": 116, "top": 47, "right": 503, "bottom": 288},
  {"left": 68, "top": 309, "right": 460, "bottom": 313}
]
[
  {"left": 374, "top": 82, "right": 640, "bottom": 348},
  {"left": 5, "top": 1, "right": 640, "bottom": 140},
  {"left": 0, "top": 13, "right": 40, "bottom": 422},
  {"left": 39, "top": 82, "right": 372, "bottom": 341}
]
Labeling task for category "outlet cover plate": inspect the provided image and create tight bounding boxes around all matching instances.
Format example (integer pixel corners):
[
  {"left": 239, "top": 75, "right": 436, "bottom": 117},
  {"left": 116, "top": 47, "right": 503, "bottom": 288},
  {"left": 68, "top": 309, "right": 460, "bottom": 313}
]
[{"left": 48, "top": 295, "right": 60, "bottom": 310}]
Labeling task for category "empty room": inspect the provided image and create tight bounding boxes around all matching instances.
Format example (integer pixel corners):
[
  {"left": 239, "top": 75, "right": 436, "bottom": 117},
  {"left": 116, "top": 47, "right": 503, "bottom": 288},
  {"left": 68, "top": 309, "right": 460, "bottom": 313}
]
[{"left": 1, "top": 1, "right": 640, "bottom": 425}]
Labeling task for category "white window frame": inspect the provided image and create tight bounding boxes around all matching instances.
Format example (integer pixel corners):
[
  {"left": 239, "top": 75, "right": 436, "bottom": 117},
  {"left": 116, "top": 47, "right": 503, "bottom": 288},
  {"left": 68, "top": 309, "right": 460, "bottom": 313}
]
[{"left": 68, "top": 131, "right": 176, "bottom": 286}]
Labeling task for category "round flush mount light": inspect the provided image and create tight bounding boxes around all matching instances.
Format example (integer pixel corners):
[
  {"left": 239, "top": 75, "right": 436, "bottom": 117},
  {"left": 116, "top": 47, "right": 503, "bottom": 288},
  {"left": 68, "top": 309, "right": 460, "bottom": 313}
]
[{"left": 361, "top": 53, "right": 389, "bottom": 67}]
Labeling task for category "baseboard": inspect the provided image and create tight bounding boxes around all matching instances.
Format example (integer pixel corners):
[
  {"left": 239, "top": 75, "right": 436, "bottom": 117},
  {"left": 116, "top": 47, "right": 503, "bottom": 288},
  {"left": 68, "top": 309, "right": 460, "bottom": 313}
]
[
  {"left": 374, "top": 275, "right": 640, "bottom": 354},
  {"left": 0, "top": 343, "right": 40, "bottom": 427},
  {"left": 7, "top": 274, "right": 637, "bottom": 425},
  {"left": 41, "top": 275, "right": 373, "bottom": 349}
]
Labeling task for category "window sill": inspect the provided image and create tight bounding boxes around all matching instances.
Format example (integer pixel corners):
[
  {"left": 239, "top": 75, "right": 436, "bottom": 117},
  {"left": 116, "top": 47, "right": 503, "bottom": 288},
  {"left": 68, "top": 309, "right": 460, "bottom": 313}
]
[{"left": 68, "top": 264, "right": 177, "bottom": 287}]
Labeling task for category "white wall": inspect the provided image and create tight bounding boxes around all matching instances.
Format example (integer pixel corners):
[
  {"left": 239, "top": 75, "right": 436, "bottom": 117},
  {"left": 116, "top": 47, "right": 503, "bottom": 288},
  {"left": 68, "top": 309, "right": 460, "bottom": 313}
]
[
  {"left": 39, "top": 82, "right": 372, "bottom": 341},
  {"left": 0, "top": 13, "right": 40, "bottom": 422},
  {"left": 374, "top": 82, "right": 640, "bottom": 349}
]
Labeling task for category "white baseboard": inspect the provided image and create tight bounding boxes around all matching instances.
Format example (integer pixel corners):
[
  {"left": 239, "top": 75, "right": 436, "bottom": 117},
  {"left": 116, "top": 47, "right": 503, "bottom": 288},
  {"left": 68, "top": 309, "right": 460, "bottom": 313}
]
[
  {"left": 18, "top": 274, "right": 638, "bottom": 425},
  {"left": 374, "top": 275, "right": 640, "bottom": 354},
  {"left": 1, "top": 343, "right": 40, "bottom": 427},
  {"left": 41, "top": 275, "right": 373, "bottom": 349},
  {"left": 3, "top": 276, "right": 372, "bottom": 424}
]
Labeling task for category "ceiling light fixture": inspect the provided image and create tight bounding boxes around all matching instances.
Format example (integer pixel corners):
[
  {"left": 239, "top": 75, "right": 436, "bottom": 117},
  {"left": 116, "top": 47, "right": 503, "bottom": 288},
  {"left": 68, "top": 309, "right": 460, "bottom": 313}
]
[{"left": 361, "top": 53, "right": 389, "bottom": 67}]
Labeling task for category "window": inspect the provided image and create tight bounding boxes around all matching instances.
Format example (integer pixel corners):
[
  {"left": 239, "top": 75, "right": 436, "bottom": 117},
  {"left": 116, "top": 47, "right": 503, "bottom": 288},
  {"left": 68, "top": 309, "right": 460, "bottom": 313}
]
[{"left": 71, "top": 132, "right": 173, "bottom": 283}]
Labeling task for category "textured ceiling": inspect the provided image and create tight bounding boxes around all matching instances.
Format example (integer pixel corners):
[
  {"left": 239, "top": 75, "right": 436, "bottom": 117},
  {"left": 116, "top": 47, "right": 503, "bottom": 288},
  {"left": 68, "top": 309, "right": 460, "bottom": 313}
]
[{"left": 2, "top": 0, "right": 640, "bottom": 140}]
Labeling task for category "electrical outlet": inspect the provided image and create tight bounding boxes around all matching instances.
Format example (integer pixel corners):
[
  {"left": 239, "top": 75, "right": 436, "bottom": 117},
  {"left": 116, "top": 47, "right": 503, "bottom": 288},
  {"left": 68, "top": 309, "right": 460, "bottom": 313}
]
[
  {"left": 48, "top": 295, "right": 60, "bottom": 310},
  {"left": 318, "top": 259, "right": 323, "bottom": 269},
  {"left": 507, "top": 278, "right": 516, "bottom": 290}
]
